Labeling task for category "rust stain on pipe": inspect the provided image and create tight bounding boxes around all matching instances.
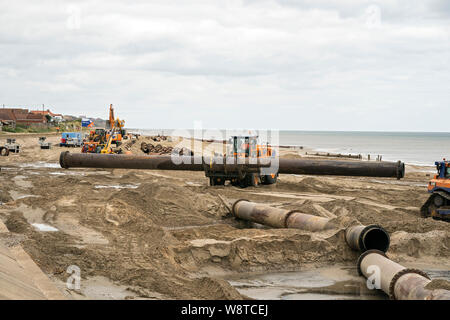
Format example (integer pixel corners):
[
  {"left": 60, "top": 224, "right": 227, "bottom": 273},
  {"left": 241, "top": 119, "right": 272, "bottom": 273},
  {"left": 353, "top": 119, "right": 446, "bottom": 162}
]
[
  {"left": 357, "top": 250, "right": 450, "bottom": 300},
  {"left": 232, "top": 199, "right": 335, "bottom": 231},
  {"left": 232, "top": 200, "right": 390, "bottom": 252}
]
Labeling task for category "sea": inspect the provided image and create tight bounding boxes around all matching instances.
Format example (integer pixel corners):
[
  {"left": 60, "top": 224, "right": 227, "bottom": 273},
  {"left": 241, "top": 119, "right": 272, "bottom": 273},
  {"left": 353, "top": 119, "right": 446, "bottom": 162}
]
[{"left": 130, "top": 129, "right": 450, "bottom": 167}]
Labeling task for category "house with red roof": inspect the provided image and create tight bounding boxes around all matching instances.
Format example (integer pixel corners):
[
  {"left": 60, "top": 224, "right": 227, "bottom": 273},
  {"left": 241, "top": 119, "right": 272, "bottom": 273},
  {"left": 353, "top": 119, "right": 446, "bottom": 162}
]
[{"left": 0, "top": 108, "right": 48, "bottom": 128}]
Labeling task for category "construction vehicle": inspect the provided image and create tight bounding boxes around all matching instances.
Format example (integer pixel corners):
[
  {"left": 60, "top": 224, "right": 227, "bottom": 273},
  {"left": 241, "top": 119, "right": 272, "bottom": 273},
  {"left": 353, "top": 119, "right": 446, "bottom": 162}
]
[
  {"left": 60, "top": 132, "right": 82, "bottom": 147},
  {"left": 81, "top": 128, "right": 107, "bottom": 153},
  {"left": 420, "top": 160, "right": 450, "bottom": 221},
  {"left": 106, "top": 104, "right": 126, "bottom": 145},
  {"left": 0, "top": 145, "right": 9, "bottom": 156},
  {"left": 100, "top": 121, "right": 123, "bottom": 154},
  {"left": 81, "top": 105, "right": 126, "bottom": 154},
  {"left": 38, "top": 137, "right": 51, "bottom": 149},
  {"left": 4, "top": 139, "right": 20, "bottom": 154},
  {"left": 205, "top": 135, "right": 278, "bottom": 187}
]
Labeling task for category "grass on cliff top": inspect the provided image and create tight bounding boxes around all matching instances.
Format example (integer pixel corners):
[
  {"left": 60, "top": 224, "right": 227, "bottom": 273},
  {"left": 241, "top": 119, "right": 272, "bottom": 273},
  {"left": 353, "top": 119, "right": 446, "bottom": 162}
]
[{"left": 1, "top": 120, "right": 82, "bottom": 134}]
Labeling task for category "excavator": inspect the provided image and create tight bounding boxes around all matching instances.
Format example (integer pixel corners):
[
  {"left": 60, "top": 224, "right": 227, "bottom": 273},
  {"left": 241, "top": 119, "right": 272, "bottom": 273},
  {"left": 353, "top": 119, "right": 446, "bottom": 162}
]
[
  {"left": 106, "top": 104, "right": 126, "bottom": 146},
  {"left": 420, "top": 160, "right": 450, "bottom": 221},
  {"left": 81, "top": 104, "right": 126, "bottom": 154},
  {"left": 81, "top": 128, "right": 107, "bottom": 153}
]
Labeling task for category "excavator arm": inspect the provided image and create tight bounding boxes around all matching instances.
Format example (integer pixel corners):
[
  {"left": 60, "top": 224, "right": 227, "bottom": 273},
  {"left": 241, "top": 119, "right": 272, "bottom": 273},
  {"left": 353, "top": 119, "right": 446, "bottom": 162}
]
[{"left": 108, "top": 104, "right": 115, "bottom": 129}]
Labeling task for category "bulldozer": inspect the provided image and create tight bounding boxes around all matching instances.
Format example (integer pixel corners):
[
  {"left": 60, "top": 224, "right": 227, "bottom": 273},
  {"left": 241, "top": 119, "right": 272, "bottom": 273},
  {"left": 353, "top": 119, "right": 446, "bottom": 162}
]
[
  {"left": 205, "top": 135, "right": 277, "bottom": 187},
  {"left": 420, "top": 160, "right": 450, "bottom": 221}
]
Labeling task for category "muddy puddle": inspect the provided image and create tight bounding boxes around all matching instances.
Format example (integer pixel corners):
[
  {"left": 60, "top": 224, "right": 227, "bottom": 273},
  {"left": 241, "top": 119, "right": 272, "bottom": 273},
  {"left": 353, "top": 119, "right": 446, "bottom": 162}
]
[
  {"left": 19, "top": 162, "right": 60, "bottom": 169},
  {"left": 94, "top": 184, "right": 140, "bottom": 189},
  {"left": 32, "top": 223, "right": 59, "bottom": 232},
  {"left": 370, "top": 179, "right": 427, "bottom": 187},
  {"left": 226, "top": 265, "right": 384, "bottom": 300},
  {"left": 9, "top": 191, "right": 39, "bottom": 201},
  {"left": 226, "top": 265, "right": 450, "bottom": 300}
]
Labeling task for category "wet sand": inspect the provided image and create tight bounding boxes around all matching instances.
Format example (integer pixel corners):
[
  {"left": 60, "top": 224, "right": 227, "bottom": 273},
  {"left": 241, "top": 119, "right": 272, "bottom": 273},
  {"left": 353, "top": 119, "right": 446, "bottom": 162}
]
[{"left": 0, "top": 133, "right": 449, "bottom": 299}]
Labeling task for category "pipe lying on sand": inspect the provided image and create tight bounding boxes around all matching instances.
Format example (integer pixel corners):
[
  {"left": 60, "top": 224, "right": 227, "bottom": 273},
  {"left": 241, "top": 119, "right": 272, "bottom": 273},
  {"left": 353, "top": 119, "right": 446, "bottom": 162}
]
[
  {"left": 231, "top": 199, "right": 335, "bottom": 231},
  {"left": 358, "top": 250, "right": 450, "bottom": 300},
  {"left": 59, "top": 152, "right": 405, "bottom": 179},
  {"left": 231, "top": 200, "right": 390, "bottom": 252},
  {"left": 59, "top": 152, "right": 266, "bottom": 172},
  {"left": 278, "top": 158, "right": 405, "bottom": 179},
  {"left": 345, "top": 224, "right": 390, "bottom": 253}
]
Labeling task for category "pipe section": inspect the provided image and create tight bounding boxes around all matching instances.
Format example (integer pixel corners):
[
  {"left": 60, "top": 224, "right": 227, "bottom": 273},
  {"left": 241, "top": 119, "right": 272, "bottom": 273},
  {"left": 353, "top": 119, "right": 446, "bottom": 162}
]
[
  {"left": 231, "top": 199, "right": 336, "bottom": 231},
  {"left": 278, "top": 158, "right": 405, "bottom": 179},
  {"left": 345, "top": 224, "right": 390, "bottom": 252},
  {"left": 358, "top": 250, "right": 450, "bottom": 300},
  {"left": 60, "top": 152, "right": 405, "bottom": 179},
  {"left": 232, "top": 200, "right": 390, "bottom": 252},
  {"left": 60, "top": 152, "right": 266, "bottom": 172}
]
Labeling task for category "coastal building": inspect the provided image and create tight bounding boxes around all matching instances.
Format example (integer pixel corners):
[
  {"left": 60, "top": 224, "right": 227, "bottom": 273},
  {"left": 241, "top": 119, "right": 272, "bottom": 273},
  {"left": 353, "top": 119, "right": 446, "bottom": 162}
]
[
  {"left": 31, "top": 109, "right": 64, "bottom": 122},
  {"left": 0, "top": 109, "right": 16, "bottom": 130},
  {"left": 0, "top": 108, "right": 48, "bottom": 127}
]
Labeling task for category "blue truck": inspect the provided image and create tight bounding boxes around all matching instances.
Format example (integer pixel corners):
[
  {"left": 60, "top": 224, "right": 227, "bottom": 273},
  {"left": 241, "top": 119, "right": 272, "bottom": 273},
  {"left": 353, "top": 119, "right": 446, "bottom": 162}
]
[{"left": 60, "top": 132, "right": 82, "bottom": 147}]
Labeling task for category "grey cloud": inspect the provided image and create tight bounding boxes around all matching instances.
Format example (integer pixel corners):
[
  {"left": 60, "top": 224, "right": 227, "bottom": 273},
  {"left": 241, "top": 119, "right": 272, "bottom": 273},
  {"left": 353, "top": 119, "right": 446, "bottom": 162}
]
[{"left": 0, "top": 0, "right": 449, "bottom": 131}]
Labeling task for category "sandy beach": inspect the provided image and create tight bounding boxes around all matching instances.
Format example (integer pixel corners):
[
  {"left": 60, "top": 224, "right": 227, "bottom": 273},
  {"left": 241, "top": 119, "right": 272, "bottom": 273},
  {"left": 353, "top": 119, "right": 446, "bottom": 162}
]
[{"left": 0, "top": 133, "right": 449, "bottom": 300}]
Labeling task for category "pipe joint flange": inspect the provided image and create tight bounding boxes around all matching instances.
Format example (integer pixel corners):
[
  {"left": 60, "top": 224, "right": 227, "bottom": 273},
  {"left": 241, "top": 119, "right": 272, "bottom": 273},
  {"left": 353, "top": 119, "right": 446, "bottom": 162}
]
[
  {"left": 388, "top": 268, "right": 431, "bottom": 300},
  {"left": 284, "top": 210, "right": 303, "bottom": 228},
  {"left": 59, "top": 151, "right": 70, "bottom": 169},
  {"left": 231, "top": 199, "right": 249, "bottom": 217},
  {"left": 396, "top": 161, "right": 405, "bottom": 180},
  {"left": 356, "top": 249, "right": 387, "bottom": 276}
]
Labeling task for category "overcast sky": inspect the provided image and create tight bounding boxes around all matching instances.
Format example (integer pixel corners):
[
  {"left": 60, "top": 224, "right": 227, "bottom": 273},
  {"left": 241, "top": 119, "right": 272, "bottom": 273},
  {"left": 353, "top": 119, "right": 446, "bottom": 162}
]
[{"left": 1, "top": 0, "right": 449, "bottom": 131}]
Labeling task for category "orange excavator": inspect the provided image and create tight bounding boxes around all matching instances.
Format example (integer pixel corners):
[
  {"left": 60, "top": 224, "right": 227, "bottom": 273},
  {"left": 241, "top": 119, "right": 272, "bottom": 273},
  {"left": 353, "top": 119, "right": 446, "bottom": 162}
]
[
  {"left": 81, "top": 104, "right": 126, "bottom": 154},
  {"left": 420, "top": 160, "right": 450, "bottom": 221},
  {"left": 106, "top": 104, "right": 126, "bottom": 146}
]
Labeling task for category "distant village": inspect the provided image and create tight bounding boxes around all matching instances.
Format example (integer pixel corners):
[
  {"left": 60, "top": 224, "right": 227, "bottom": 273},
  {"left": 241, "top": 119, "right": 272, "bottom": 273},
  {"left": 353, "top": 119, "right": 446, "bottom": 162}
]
[{"left": 0, "top": 107, "right": 106, "bottom": 132}]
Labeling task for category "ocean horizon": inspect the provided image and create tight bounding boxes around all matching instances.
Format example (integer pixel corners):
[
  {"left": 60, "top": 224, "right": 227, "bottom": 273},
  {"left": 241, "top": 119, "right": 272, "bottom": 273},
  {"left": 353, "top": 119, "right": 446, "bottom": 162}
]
[{"left": 129, "top": 129, "right": 450, "bottom": 166}]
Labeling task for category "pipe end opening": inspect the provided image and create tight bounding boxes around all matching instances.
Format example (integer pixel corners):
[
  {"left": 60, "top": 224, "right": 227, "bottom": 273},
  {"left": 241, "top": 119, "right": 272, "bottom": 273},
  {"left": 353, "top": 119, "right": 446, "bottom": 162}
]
[{"left": 362, "top": 226, "right": 390, "bottom": 252}]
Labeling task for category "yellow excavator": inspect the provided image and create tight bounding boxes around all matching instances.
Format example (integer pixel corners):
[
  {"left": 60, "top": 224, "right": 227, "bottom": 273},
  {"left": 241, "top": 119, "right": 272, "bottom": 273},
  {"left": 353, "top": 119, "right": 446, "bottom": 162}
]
[
  {"left": 100, "top": 104, "right": 126, "bottom": 154},
  {"left": 106, "top": 104, "right": 126, "bottom": 146},
  {"left": 81, "top": 104, "right": 126, "bottom": 154}
]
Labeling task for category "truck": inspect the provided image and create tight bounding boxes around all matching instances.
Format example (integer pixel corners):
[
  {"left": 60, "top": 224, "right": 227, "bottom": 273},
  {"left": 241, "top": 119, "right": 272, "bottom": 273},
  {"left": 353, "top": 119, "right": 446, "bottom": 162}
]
[
  {"left": 60, "top": 132, "right": 82, "bottom": 147},
  {"left": 38, "top": 137, "right": 51, "bottom": 149},
  {"left": 4, "top": 138, "right": 20, "bottom": 153}
]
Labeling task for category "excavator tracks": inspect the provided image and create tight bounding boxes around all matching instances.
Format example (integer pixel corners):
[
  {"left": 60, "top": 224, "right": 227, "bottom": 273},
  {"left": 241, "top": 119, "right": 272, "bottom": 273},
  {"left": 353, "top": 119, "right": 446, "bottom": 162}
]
[{"left": 420, "top": 191, "right": 450, "bottom": 222}]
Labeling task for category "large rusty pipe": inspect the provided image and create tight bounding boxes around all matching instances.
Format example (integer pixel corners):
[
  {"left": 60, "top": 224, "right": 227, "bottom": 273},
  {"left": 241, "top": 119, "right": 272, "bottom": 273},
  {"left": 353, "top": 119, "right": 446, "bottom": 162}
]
[
  {"left": 60, "top": 152, "right": 405, "bottom": 179},
  {"left": 59, "top": 152, "right": 266, "bottom": 171},
  {"left": 232, "top": 200, "right": 390, "bottom": 251},
  {"left": 232, "top": 199, "right": 336, "bottom": 231},
  {"left": 345, "top": 224, "right": 390, "bottom": 253},
  {"left": 278, "top": 158, "right": 405, "bottom": 179},
  {"left": 358, "top": 250, "right": 450, "bottom": 300}
]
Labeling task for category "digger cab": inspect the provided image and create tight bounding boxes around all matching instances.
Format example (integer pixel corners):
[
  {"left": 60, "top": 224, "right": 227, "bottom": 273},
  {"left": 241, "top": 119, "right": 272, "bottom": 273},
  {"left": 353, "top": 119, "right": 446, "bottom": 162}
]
[
  {"left": 435, "top": 161, "right": 450, "bottom": 179},
  {"left": 229, "top": 136, "right": 259, "bottom": 158},
  {"left": 228, "top": 135, "right": 275, "bottom": 159}
]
